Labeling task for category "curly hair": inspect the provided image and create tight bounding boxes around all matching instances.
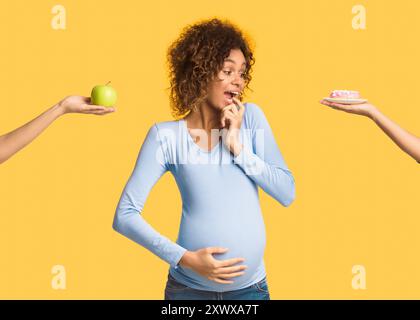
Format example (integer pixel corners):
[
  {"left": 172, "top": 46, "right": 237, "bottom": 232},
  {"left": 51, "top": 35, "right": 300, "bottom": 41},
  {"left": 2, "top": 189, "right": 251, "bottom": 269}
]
[{"left": 166, "top": 18, "right": 256, "bottom": 119}]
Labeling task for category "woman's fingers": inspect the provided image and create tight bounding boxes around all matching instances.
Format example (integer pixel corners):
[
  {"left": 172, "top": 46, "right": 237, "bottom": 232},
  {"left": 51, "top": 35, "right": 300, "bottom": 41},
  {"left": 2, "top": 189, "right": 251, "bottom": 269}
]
[
  {"left": 217, "top": 257, "right": 245, "bottom": 268},
  {"left": 225, "top": 110, "right": 235, "bottom": 118},
  {"left": 220, "top": 113, "right": 235, "bottom": 128},
  {"left": 320, "top": 99, "right": 340, "bottom": 107},
  {"left": 206, "top": 247, "right": 229, "bottom": 255},
  {"left": 230, "top": 102, "right": 239, "bottom": 115},
  {"left": 220, "top": 115, "right": 225, "bottom": 127},
  {"left": 222, "top": 104, "right": 239, "bottom": 117},
  {"left": 221, "top": 104, "right": 235, "bottom": 113},
  {"left": 216, "top": 271, "right": 245, "bottom": 279},
  {"left": 86, "top": 108, "right": 116, "bottom": 115},
  {"left": 225, "top": 113, "right": 235, "bottom": 123},
  {"left": 320, "top": 100, "right": 350, "bottom": 111},
  {"left": 85, "top": 104, "right": 115, "bottom": 112},
  {"left": 216, "top": 265, "right": 248, "bottom": 274},
  {"left": 222, "top": 109, "right": 236, "bottom": 119},
  {"left": 84, "top": 104, "right": 114, "bottom": 111},
  {"left": 84, "top": 106, "right": 106, "bottom": 112},
  {"left": 220, "top": 109, "right": 235, "bottom": 127},
  {"left": 320, "top": 99, "right": 336, "bottom": 107},
  {"left": 95, "top": 109, "right": 115, "bottom": 115},
  {"left": 220, "top": 102, "right": 243, "bottom": 128},
  {"left": 232, "top": 97, "right": 245, "bottom": 115}
]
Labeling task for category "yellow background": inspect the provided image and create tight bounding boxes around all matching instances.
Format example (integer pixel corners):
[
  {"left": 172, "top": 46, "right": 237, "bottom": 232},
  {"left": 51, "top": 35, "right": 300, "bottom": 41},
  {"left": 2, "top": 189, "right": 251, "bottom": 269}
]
[{"left": 1, "top": 0, "right": 419, "bottom": 299}]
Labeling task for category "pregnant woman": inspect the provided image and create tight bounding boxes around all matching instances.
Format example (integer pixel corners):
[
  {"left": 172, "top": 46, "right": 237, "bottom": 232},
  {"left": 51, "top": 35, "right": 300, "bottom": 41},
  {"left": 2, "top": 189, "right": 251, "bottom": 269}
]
[
  {"left": 0, "top": 96, "right": 114, "bottom": 164},
  {"left": 113, "top": 18, "right": 295, "bottom": 300},
  {"left": 320, "top": 97, "right": 420, "bottom": 163}
]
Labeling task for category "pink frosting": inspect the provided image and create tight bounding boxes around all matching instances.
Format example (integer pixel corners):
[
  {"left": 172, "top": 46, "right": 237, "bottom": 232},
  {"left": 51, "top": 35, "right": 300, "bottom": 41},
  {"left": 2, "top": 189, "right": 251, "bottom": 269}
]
[{"left": 330, "top": 90, "right": 360, "bottom": 99}]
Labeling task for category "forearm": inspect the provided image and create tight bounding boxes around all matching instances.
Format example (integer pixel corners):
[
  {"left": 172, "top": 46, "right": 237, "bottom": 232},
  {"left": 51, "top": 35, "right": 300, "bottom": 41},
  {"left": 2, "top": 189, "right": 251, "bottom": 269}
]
[
  {"left": 233, "top": 145, "right": 296, "bottom": 206},
  {"left": 228, "top": 128, "right": 295, "bottom": 206},
  {"left": 0, "top": 103, "right": 64, "bottom": 164},
  {"left": 113, "top": 207, "right": 187, "bottom": 268},
  {"left": 369, "top": 107, "right": 420, "bottom": 162}
]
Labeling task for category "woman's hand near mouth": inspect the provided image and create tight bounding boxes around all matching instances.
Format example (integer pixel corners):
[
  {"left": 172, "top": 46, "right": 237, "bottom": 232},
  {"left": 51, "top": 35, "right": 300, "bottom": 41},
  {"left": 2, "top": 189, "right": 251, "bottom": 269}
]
[{"left": 220, "top": 97, "right": 245, "bottom": 157}]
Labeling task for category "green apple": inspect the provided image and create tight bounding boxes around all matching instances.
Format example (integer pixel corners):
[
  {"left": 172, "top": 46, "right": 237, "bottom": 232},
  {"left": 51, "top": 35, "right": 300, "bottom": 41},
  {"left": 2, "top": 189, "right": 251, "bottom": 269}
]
[{"left": 91, "top": 81, "right": 117, "bottom": 107}]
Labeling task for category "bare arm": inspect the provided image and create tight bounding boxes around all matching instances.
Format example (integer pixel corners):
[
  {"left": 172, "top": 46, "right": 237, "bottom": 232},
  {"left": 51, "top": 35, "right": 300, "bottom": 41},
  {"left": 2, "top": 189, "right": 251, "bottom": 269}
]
[
  {"left": 0, "top": 96, "right": 114, "bottom": 164},
  {"left": 320, "top": 100, "right": 420, "bottom": 163},
  {"left": 370, "top": 106, "right": 420, "bottom": 162}
]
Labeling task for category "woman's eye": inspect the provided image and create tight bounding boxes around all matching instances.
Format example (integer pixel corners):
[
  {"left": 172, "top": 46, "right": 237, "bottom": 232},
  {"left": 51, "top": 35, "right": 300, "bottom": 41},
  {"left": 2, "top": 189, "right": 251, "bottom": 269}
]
[{"left": 222, "top": 70, "right": 246, "bottom": 78}]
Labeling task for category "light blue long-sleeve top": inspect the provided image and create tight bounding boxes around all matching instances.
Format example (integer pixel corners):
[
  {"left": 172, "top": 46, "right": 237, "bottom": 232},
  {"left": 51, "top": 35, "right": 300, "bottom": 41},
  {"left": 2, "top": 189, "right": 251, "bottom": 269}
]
[{"left": 113, "top": 102, "right": 295, "bottom": 292}]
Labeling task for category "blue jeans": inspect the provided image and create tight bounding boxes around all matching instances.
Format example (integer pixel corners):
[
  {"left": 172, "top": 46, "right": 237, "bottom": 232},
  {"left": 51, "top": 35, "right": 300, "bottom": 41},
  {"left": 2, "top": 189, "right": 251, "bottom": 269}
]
[{"left": 164, "top": 273, "right": 271, "bottom": 300}]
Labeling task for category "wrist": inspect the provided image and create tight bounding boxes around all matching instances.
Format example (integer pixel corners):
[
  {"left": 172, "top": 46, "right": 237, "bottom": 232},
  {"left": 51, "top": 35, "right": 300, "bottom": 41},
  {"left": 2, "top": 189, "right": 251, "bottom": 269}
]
[
  {"left": 367, "top": 105, "right": 380, "bottom": 122},
  {"left": 52, "top": 102, "right": 66, "bottom": 118},
  {"left": 230, "top": 140, "right": 243, "bottom": 157},
  {"left": 224, "top": 128, "right": 242, "bottom": 155},
  {"left": 179, "top": 250, "right": 194, "bottom": 269}
]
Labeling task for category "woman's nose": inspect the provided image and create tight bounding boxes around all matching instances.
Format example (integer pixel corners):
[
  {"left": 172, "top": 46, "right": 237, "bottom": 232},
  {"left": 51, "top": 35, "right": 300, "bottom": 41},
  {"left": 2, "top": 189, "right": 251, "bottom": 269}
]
[{"left": 231, "top": 75, "right": 243, "bottom": 87}]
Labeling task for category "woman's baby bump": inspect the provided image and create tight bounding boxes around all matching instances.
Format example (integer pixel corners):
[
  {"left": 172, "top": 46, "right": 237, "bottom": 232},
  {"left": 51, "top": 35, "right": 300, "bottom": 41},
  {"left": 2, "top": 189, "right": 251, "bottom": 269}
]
[{"left": 177, "top": 208, "right": 267, "bottom": 284}]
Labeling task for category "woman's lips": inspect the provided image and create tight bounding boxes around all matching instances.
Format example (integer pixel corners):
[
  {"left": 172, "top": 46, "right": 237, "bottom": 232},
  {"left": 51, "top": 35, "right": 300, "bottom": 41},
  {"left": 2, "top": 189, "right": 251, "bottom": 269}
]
[
  {"left": 224, "top": 93, "right": 233, "bottom": 105},
  {"left": 223, "top": 91, "right": 239, "bottom": 104}
]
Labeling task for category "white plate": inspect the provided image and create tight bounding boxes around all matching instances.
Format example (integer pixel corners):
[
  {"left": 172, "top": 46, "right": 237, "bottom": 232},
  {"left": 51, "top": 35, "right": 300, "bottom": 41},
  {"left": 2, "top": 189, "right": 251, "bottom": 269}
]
[{"left": 323, "top": 97, "right": 368, "bottom": 105}]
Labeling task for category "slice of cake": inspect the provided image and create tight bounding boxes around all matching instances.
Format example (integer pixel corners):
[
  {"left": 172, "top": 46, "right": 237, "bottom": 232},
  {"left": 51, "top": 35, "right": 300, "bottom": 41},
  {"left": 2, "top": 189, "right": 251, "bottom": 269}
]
[{"left": 330, "top": 90, "right": 360, "bottom": 99}]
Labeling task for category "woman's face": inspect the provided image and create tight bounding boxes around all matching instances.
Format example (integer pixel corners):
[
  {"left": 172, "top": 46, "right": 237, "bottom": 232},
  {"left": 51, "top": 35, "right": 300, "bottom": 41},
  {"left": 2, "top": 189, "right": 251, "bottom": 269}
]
[{"left": 205, "top": 48, "right": 247, "bottom": 111}]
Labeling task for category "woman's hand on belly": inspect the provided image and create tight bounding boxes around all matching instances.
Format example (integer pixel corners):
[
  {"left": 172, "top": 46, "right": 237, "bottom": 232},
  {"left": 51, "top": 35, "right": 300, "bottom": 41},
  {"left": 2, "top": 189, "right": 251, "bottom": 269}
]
[{"left": 178, "top": 247, "right": 248, "bottom": 284}]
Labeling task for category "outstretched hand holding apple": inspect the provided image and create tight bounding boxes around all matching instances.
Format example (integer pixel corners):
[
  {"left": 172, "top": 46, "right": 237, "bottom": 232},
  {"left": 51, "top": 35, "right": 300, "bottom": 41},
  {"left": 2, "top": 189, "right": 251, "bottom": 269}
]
[
  {"left": 57, "top": 82, "right": 117, "bottom": 116},
  {"left": 0, "top": 82, "right": 118, "bottom": 164},
  {"left": 58, "top": 95, "right": 115, "bottom": 115}
]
